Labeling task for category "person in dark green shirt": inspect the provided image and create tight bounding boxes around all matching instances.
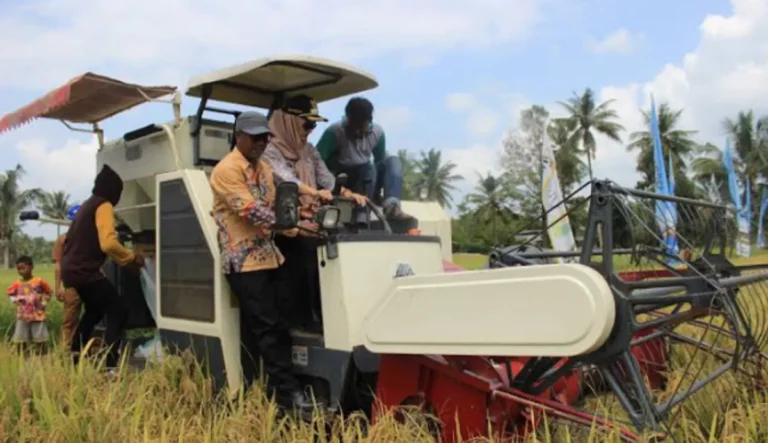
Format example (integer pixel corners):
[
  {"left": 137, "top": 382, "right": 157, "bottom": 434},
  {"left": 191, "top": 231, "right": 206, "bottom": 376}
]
[{"left": 316, "top": 97, "right": 410, "bottom": 220}]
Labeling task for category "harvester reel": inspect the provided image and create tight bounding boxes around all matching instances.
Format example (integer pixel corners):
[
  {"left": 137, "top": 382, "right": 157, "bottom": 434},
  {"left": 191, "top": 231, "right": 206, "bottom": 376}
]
[{"left": 477, "top": 180, "right": 768, "bottom": 441}]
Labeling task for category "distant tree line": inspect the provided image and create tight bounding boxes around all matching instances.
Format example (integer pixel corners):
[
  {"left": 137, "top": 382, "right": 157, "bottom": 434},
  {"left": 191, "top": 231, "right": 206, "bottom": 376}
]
[
  {"left": 400, "top": 89, "right": 768, "bottom": 252},
  {"left": 2, "top": 89, "right": 766, "bottom": 262},
  {"left": 0, "top": 165, "right": 68, "bottom": 267}
]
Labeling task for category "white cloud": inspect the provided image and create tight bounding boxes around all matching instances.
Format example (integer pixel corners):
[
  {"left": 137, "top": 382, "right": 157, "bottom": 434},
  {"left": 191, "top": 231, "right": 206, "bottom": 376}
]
[
  {"left": 421, "top": 0, "right": 768, "bottom": 207},
  {"left": 441, "top": 0, "right": 768, "bottom": 193},
  {"left": 438, "top": 91, "right": 531, "bottom": 199},
  {"left": 402, "top": 54, "right": 438, "bottom": 69},
  {"left": 588, "top": 28, "right": 642, "bottom": 55},
  {"left": 9, "top": 0, "right": 768, "bottom": 229},
  {"left": 466, "top": 108, "right": 500, "bottom": 136},
  {"left": 0, "top": 0, "right": 547, "bottom": 237},
  {"left": 444, "top": 93, "right": 478, "bottom": 112},
  {"left": 446, "top": 143, "right": 503, "bottom": 181},
  {"left": 443, "top": 142, "right": 504, "bottom": 211},
  {"left": 599, "top": 0, "right": 768, "bottom": 172},
  {"left": 442, "top": 82, "right": 647, "bottom": 194},
  {"left": 444, "top": 90, "right": 501, "bottom": 137},
  {"left": 376, "top": 105, "right": 413, "bottom": 132},
  {"left": 444, "top": 91, "right": 504, "bottom": 137},
  {"left": 11, "top": 135, "right": 99, "bottom": 238},
  {"left": 700, "top": 0, "right": 765, "bottom": 40},
  {"left": 0, "top": 0, "right": 544, "bottom": 90},
  {"left": 15, "top": 136, "right": 99, "bottom": 201}
]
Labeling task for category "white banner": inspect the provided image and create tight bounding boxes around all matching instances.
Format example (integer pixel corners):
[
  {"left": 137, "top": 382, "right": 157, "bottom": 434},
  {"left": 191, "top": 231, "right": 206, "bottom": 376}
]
[
  {"left": 738, "top": 213, "right": 751, "bottom": 258},
  {"left": 541, "top": 133, "right": 577, "bottom": 262}
]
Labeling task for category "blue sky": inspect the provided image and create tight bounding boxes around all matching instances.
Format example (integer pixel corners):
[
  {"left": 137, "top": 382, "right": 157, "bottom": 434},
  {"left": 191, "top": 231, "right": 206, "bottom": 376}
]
[{"left": 1, "top": 0, "right": 766, "bottom": 239}]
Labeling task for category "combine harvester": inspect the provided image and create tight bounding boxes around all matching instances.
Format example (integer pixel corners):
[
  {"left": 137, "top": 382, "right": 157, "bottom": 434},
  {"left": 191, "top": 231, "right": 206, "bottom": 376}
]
[{"left": 3, "top": 56, "right": 768, "bottom": 441}]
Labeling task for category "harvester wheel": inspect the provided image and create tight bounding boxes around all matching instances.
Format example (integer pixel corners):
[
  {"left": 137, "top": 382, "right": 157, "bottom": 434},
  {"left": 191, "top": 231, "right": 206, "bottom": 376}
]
[{"left": 393, "top": 394, "right": 442, "bottom": 440}]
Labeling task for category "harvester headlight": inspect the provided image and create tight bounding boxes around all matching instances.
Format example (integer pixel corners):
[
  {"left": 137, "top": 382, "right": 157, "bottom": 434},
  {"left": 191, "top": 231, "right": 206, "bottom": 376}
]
[{"left": 317, "top": 207, "right": 341, "bottom": 230}]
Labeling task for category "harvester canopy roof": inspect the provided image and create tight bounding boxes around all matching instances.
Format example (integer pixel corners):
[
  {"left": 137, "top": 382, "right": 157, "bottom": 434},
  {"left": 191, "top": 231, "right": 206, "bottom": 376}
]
[
  {"left": 0, "top": 73, "right": 177, "bottom": 134},
  {"left": 185, "top": 55, "right": 379, "bottom": 108}
]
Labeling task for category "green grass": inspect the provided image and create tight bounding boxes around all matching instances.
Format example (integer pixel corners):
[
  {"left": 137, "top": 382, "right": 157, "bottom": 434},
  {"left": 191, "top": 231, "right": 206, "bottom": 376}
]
[{"left": 452, "top": 253, "right": 488, "bottom": 270}]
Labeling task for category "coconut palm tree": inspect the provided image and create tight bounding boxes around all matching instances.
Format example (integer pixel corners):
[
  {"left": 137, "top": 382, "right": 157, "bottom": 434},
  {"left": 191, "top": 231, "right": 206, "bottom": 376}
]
[
  {"left": 397, "top": 149, "right": 419, "bottom": 201},
  {"left": 558, "top": 88, "right": 625, "bottom": 181},
  {"left": 413, "top": 148, "right": 463, "bottom": 208},
  {"left": 464, "top": 172, "right": 519, "bottom": 244},
  {"left": 548, "top": 117, "right": 588, "bottom": 193},
  {"left": 691, "top": 143, "right": 729, "bottom": 203},
  {"left": 627, "top": 102, "right": 698, "bottom": 196},
  {"left": 0, "top": 164, "right": 43, "bottom": 268},
  {"left": 722, "top": 110, "right": 768, "bottom": 211},
  {"left": 38, "top": 190, "right": 72, "bottom": 236}
]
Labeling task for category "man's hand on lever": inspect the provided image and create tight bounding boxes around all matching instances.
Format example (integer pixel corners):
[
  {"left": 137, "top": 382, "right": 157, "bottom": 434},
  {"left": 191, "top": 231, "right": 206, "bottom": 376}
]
[
  {"left": 275, "top": 220, "right": 319, "bottom": 238},
  {"left": 341, "top": 188, "right": 368, "bottom": 206},
  {"left": 316, "top": 189, "right": 333, "bottom": 202},
  {"left": 301, "top": 183, "right": 333, "bottom": 202},
  {"left": 298, "top": 220, "right": 320, "bottom": 237},
  {"left": 278, "top": 228, "right": 299, "bottom": 238}
]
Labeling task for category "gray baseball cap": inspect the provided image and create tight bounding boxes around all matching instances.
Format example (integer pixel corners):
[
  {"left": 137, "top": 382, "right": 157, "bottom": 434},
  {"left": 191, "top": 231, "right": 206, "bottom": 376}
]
[{"left": 235, "top": 111, "right": 271, "bottom": 136}]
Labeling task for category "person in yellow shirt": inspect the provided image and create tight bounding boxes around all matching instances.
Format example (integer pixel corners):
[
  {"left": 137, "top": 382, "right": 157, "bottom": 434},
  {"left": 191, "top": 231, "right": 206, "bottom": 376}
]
[{"left": 61, "top": 165, "right": 144, "bottom": 372}]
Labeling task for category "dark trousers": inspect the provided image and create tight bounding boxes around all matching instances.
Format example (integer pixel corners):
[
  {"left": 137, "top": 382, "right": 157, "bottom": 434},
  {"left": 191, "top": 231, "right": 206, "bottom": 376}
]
[
  {"left": 274, "top": 236, "right": 322, "bottom": 331},
  {"left": 226, "top": 268, "right": 299, "bottom": 406},
  {"left": 70, "top": 277, "right": 128, "bottom": 368},
  {"left": 334, "top": 155, "right": 404, "bottom": 205}
]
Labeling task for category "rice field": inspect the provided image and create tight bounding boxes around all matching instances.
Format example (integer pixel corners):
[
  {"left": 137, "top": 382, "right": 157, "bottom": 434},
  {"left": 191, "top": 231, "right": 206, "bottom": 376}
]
[{"left": 3, "top": 254, "right": 768, "bottom": 442}]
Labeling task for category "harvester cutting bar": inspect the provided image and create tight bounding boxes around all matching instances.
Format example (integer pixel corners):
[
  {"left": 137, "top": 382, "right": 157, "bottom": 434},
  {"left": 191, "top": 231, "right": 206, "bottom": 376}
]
[{"left": 374, "top": 353, "right": 644, "bottom": 442}]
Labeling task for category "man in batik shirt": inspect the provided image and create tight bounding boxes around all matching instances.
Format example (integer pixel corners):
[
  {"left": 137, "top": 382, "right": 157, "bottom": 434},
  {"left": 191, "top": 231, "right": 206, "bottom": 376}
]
[{"left": 209, "top": 110, "right": 311, "bottom": 415}]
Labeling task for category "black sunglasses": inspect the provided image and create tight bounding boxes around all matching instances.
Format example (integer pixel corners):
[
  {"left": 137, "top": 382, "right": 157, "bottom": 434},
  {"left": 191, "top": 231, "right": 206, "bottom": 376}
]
[
  {"left": 249, "top": 133, "right": 272, "bottom": 143},
  {"left": 303, "top": 120, "right": 317, "bottom": 131}
]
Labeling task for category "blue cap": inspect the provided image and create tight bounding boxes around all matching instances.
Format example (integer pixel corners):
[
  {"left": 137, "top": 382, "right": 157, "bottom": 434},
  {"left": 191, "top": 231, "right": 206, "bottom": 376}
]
[{"left": 67, "top": 204, "right": 81, "bottom": 221}]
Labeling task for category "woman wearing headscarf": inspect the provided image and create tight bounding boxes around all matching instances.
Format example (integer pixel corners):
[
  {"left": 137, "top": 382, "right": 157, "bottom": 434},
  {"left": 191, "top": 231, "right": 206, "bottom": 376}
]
[
  {"left": 61, "top": 164, "right": 145, "bottom": 372},
  {"left": 262, "top": 95, "right": 366, "bottom": 332}
]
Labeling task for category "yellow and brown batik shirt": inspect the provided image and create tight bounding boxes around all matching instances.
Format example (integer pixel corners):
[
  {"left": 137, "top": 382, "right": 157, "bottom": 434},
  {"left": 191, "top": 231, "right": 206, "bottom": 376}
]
[{"left": 210, "top": 149, "right": 284, "bottom": 274}]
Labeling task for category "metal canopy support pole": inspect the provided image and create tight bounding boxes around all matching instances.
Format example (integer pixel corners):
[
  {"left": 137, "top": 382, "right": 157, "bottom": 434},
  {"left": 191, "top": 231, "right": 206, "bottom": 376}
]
[
  {"left": 135, "top": 88, "right": 182, "bottom": 126},
  {"left": 94, "top": 123, "right": 104, "bottom": 149},
  {"left": 59, "top": 119, "right": 104, "bottom": 150}
]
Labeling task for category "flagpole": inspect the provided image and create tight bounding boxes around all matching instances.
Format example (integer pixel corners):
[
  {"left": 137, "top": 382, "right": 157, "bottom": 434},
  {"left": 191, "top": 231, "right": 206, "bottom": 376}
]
[{"left": 540, "top": 128, "right": 548, "bottom": 248}]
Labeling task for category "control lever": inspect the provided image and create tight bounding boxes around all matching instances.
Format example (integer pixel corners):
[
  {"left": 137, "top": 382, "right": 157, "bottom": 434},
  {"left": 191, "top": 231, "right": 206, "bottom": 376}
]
[{"left": 333, "top": 173, "right": 348, "bottom": 196}]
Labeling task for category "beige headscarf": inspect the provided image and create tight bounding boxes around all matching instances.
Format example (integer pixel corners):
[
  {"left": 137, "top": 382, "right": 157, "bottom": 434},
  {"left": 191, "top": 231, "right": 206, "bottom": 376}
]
[{"left": 268, "top": 109, "right": 317, "bottom": 208}]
